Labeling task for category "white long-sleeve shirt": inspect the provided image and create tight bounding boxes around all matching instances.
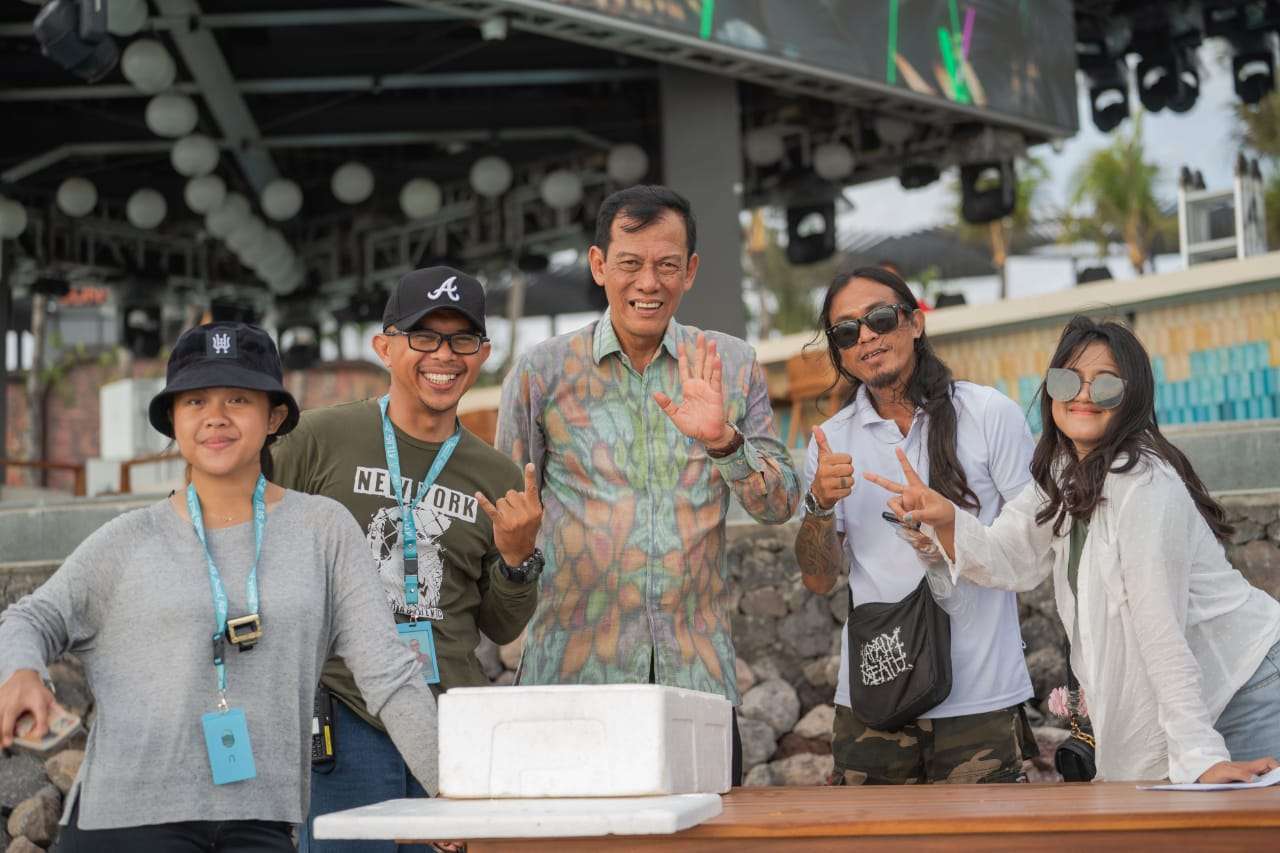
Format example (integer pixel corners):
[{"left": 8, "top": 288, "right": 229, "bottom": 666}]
[{"left": 938, "top": 455, "right": 1280, "bottom": 782}]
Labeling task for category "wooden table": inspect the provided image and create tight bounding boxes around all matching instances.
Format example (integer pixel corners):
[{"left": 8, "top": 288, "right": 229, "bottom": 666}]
[{"left": 441, "top": 784, "right": 1280, "bottom": 851}]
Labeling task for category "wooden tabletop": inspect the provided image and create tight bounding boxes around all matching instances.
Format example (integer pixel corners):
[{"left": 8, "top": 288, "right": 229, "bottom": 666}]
[{"left": 457, "top": 783, "right": 1280, "bottom": 852}]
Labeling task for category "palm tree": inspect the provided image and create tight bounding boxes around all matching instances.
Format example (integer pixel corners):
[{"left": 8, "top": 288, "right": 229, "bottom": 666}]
[
  {"left": 951, "top": 156, "right": 1050, "bottom": 299},
  {"left": 1062, "top": 113, "right": 1175, "bottom": 275}
]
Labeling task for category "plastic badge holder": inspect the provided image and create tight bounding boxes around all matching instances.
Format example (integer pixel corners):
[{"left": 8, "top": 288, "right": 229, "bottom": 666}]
[{"left": 438, "top": 684, "right": 732, "bottom": 799}]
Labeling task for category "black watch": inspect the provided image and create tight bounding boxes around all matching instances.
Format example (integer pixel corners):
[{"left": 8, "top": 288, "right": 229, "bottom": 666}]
[{"left": 499, "top": 548, "right": 545, "bottom": 584}]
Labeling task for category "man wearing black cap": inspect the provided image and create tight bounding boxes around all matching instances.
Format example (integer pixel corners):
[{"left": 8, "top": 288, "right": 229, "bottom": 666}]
[{"left": 272, "top": 268, "right": 542, "bottom": 853}]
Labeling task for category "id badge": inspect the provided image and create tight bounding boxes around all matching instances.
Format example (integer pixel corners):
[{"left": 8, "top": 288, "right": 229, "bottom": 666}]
[
  {"left": 200, "top": 707, "right": 257, "bottom": 785},
  {"left": 397, "top": 621, "right": 440, "bottom": 685}
]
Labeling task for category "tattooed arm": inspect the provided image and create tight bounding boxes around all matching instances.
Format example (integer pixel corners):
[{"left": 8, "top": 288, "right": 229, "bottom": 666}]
[{"left": 795, "top": 512, "right": 845, "bottom": 595}]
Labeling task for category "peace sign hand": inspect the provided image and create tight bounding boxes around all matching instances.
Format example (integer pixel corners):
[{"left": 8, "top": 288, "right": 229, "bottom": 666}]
[
  {"left": 476, "top": 463, "right": 543, "bottom": 568},
  {"left": 652, "top": 333, "right": 731, "bottom": 448},
  {"left": 863, "top": 448, "right": 956, "bottom": 530},
  {"left": 808, "top": 426, "right": 854, "bottom": 511}
]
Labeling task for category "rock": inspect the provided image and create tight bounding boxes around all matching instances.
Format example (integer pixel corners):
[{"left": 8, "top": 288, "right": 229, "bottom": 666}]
[
  {"left": 773, "top": 732, "right": 831, "bottom": 760},
  {"left": 740, "top": 587, "right": 788, "bottom": 618},
  {"left": 729, "top": 612, "right": 781, "bottom": 662},
  {"left": 492, "top": 670, "right": 516, "bottom": 686},
  {"left": 794, "top": 704, "right": 835, "bottom": 740},
  {"left": 734, "top": 657, "right": 756, "bottom": 695},
  {"left": 769, "top": 752, "right": 834, "bottom": 786},
  {"left": 1234, "top": 541, "right": 1280, "bottom": 599},
  {"left": 0, "top": 753, "right": 47, "bottom": 810},
  {"left": 743, "top": 763, "right": 774, "bottom": 787},
  {"left": 1024, "top": 647, "right": 1066, "bottom": 703},
  {"left": 737, "top": 717, "right": 778, "bottom": 769},
  {"left": 822, "top": 655, "right": 841, "bottom": 687},
  {"left": 1267, "top": 519, "right": 1280, "bottom": 546},
  {"left": 827, "top": 587, "right": 848, "bottom": 623},
  {"left": 6, "top": 787, "right": 60, "bottom": 846},
  {"left": 44, "top": 750, "right": 83, "bottom": 795},
  {"left": 740, "top": 678, "right": 801, "bottom": 736},
  {"left": 46, "top": 658, "right": 93, "bottom": 719},
  {"left": 802, "top": 658, "right": 830, "bottom": 688},
  {"left": 498, "top": 632, "right": 524, "bottom": 671},
  {"left": 794, "top": 679, "right": 832, "bottom": 717},
  {"left": 474, "top": 635, "right": 504, "bottom": 680},
  {"left": 7, "top": 837, "right": 43, "bottom": 853},
  {"left": 778, "top": 596, "right": 835, "bottom": 659},
  {"left": 1027, "top": 726, "right": 1071, "bottom": 783},
  {"left": 1024, "top": 702, "right": 1045, "bottom": 727},
  {"left": 1229, "top": 520, "right": 1264, "bottom": 546}
]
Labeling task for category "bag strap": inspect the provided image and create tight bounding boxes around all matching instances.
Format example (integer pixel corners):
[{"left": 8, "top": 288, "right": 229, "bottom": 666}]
[{"left": 1062, "top": 638, "right": 1095, "bottom": 747}]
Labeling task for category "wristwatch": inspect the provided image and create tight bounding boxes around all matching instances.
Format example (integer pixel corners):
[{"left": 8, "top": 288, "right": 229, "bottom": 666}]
[
  {"left": 499, "top": 548, "right": 545, "bottom": 584},
  {"left": 705, "top": 422, "right": 744, "bottom": 458},
  {"left": 803, "top": 489, "right": 836, "bottom": 518}
]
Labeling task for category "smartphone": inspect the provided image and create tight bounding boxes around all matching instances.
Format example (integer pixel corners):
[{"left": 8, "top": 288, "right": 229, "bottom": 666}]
[
  {"left": 12, "top": 703, "right": 82, "bottom": 755},
  {"left": 881, "top": 510, "right": 918, "bottom": 529}
]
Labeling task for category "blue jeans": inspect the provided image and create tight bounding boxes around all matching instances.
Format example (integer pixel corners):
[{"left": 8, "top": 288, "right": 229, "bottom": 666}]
[
  {"left": 1215, "top": 639, "right": 1280, "bottom": 762},
  {"left": 299, "top": 700, "right": 432, "bottom": 853}
]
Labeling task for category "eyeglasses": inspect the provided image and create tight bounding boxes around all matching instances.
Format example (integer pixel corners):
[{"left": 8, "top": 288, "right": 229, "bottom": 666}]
[
  {"left": 1045, "top": 367, "right": 1126, "bottom": 409},
  {"left": 386, "top": 329, "right": 488, "bottom": 355},
  {"left": 825, "top": 304, "right": 912, "bottom": 350}
]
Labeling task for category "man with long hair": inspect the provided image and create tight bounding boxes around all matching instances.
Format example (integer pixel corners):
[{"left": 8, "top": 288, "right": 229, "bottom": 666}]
[{"left": 794, "top": 265, "right": 1037, "bottom": 784}]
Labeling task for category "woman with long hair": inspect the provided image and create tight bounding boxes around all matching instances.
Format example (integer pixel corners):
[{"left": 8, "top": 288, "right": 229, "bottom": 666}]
[
  {"left": 869, "top": 316, "right": 1280, "bottom": 783},
  {"left": 0, "top": 322, "right": 439, "bottom": 851},
  {"left": 794, "top": 265, "right": 1038, "bottom": 785}
]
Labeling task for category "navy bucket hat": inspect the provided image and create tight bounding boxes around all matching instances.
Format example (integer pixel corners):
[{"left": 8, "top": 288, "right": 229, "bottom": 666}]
[{"left": 148, "top": 322, "right": 301, "bottom": 439}]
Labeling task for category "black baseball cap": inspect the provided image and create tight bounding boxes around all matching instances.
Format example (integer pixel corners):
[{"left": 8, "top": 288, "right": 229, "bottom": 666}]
[
  {"left": 148, "top": 322, "right": 301, "bottom": 439},
  {"left": 382, "top": 266, "right": 487, "bottom": 336}
]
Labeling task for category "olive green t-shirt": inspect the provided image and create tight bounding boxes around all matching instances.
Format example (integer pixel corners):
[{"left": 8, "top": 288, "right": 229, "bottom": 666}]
[{"left": 271, "top": 398, "right": 535, "bottom": 728}]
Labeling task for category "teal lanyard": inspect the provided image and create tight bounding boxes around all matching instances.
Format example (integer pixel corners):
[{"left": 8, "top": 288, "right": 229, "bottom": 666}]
[
  {"left": 378, "top": 395, "right": 461, "bottom": 607},
  {"left": 187, "top": 474, "right": 267, "bottom": 706}
]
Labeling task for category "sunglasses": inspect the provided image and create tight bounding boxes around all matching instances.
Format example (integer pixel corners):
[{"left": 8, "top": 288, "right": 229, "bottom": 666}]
[
  {"left": 1045, "top": 367, "right": 1126, "bottom": 409},
  {"left": 825, "top": 304, "right": 912, "bottom": 350},
  {"left": 386, "top": 329, "right": 488, "bottom": 355}
]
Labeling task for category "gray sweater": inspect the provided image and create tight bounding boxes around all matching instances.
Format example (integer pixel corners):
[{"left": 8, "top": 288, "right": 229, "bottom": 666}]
[{"left": 0, "top": 491, "right": 439, "bottom": 830}]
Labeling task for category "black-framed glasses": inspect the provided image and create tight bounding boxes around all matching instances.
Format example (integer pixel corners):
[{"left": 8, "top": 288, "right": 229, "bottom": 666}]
[
  {"left": 387, "top": 329, "right": 488, "bottom": 355},
  {"left": 1045, "top": 367, "right": 1126, "bottom": 409},
  {"left": 825, "top": 304, "right": 912, "bottom": 350}
]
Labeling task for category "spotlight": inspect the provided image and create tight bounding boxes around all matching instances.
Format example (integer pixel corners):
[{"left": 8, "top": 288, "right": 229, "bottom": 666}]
[
  {"left": 1232, "top": 35, "right": 1275, "bottom": 105},
  {"left": 784, "top": 202, "right": 835, "bottom": 265},
  {"left": 1087, "top": 59, "right": 1131, "bottom": 132},
  {"left": 123, "top": 305, "right": 162, "bottom": 358},
  {"left": 1137, "top": 46, "right": 1198, "bottom": 114},
  {"left": 899, "top": 163, "right": 941, "bottom": 190},
  {"left": 959, "top": 160, "right": 1016, "bottom": 225},
  {"left": 33, "top": 0, "right": 119, "bottom": 83},
  {"left": 280, "top": 324, "right": 320, "bottom": 370},
  {"left": 1168, "top": 66, "right": 1200, "bottom": 113}
]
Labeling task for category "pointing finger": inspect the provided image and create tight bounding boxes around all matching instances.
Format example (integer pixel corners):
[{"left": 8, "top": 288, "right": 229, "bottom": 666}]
[
  {"left": 863, "top": 471, "right": 906, "bottom": 494},
  {"left": 896, "top": 448, "right": 926, "bottom": 486}
]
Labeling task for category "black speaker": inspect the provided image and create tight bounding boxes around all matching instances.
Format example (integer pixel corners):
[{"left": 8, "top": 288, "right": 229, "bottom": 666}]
[
  {"left": 960, "top": 161, "right": 1016, "bottom": 224},
  {"left": 33, "top": 0, "right": 118, "bottom": 83},
  {"left": 785, "top": 202, "right": 836, "bottom": 265}
]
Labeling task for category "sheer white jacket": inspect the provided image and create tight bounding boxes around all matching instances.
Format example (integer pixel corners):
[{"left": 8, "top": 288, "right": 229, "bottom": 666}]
[{"left": 935, "top": 455, "right": 1280, "bottom": 782}]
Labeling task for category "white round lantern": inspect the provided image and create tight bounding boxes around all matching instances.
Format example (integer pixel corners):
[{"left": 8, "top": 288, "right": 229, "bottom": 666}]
[
  {"left": 875, "top": 116, "right": 915, "bottom": 146},
  {"left": 250, "top": 229, "right": 288, "bottom": 270},
  {"left": 744, "top": 127, "right": 785, "bottom": 166},
  {"left": 331, "top": 162, "right": 374, "bottom": 205},
  {"left": 107, "top": 0, "right": 149, "bottom": 38},
  {"left": 606, "top": 143, "right": 649, "bottom": 185},
  {"left": 539, "top": 169, "right": 583, "bottom": 209},
  {"left": 126, "top": 188, "right": 167, "bottom": 230},
  {"left": 813, "top": 142, "right": 855, "bottom": 181},
  {"left": 205, "top": 192, "right": 250, "bottom": 239},
  {"left": 261, "top": 178, "right": 303, "bottom": 221},
  {"left": 469, "top": 155, "right": 512, "bottom": 198},
  {"left": 145, "top": 93, "right": 198, "bottom": 138},
  {"left": 171, "top": 134, "right": 219, "bottom": 178},
  {"left": 184, "top": 174, "right": 226, "bottom": 214},
  {"left": 399, "top": 178, "right": 442, "bottom": 219},
  {"left": 260, "top": 248, "right": 295, "bottom": 281},
  {"left": 226, "top": 216, "right": 265, "bottom": 256},
  {"left": 57, "top": 177, "right": 98, "bottom": 218},
  {"left": 0, "top": 198, "right": 28, "bottom": 239},
  {"left": 121, "top": 39, "right": 176, "bottom": 95}
]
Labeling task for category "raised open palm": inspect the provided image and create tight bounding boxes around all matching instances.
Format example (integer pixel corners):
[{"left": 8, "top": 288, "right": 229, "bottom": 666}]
[{"left": 653, "top": 333, "right": 730, "bottom": 446}]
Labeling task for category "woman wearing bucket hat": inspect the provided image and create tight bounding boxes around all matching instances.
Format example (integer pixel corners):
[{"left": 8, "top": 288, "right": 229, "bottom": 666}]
[{"left": 0, "top": 322, "right": 440, "bottom": 851}]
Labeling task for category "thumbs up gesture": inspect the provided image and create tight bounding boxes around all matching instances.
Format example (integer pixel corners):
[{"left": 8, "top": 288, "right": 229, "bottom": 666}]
[
  {"left": 476, "top": 463, "right": 543, "bottom": 567},
  {"left": 809, "top": 426, "right": 855, "bottom": 511}
]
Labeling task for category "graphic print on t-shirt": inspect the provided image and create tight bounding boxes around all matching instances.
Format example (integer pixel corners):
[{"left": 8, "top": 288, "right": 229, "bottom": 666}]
[{"left": 354, "top": 466, "right": 479, "bottom": 621}]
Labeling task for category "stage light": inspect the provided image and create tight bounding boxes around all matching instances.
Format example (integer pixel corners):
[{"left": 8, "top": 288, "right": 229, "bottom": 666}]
[
  {"left": 785, "top": 202, "right": 835, "bottom": 265},
  {"left": 1087, "top": 59, "right": 1130, "bottom": 132},
  {"left": 900, "top": 163, "right": 940, "bottom": 190},
  {"left": 1232, "top": 34, "right": 1275, "bottom": 105},
  {"left": 959, "top": 160, "right": 1016, "bottom": 225},
  {"left": 33, "top": 0, "right": 119, "bottom": 83},
  {"left": 1137, "top": 46, "right": 1198, "bottom": 114}
]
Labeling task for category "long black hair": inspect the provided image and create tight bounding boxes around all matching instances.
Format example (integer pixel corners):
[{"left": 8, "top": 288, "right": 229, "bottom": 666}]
[
  {"left": 815, "top": 265, "right": 979, "bottom": 510},
  {"left": 1031, "top": 316, "right": 1233, "bottom": 542}
]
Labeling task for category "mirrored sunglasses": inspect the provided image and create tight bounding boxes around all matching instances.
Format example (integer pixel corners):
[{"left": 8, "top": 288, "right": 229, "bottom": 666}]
[{"left": 1045, "top": 367, "right": 1126, "bottom": 409}]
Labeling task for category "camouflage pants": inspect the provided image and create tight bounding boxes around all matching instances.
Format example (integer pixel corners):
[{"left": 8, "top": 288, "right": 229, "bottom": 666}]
[{"left": 828, "top": 703, "right": 1036, "bottom": 785}]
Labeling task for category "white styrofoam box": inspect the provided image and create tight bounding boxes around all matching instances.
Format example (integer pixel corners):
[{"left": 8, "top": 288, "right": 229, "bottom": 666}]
[
  {"left": 313, "top": 794, "right": 722, "bottom": 840},
  {"left": 439, "top": 684, "right": 732, "bottom": 799},
  {"left": 99, "top": 378, "right": 168, "bottom": 460}
]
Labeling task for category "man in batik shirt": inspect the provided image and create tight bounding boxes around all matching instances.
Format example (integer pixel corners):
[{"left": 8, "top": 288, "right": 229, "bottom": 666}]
[{"left": 496, "top": 185, "right": 801, "bottom": 784}]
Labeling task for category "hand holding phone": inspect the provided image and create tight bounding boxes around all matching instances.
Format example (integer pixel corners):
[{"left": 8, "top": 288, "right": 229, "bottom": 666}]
[{"left": 13, "top": 703, "right": 82, "bottom": 755}]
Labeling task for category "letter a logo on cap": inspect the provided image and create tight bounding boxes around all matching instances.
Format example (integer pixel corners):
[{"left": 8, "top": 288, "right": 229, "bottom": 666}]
[
  {"left": 207, "top": 331, "right": 236, "bottom": 358},
  {"left": 426, "top": 276, "right": 461, "bottom": 302}
]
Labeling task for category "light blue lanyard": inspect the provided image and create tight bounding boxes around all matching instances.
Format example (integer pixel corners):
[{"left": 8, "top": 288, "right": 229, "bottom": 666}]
[
  {"left": 186, "top": 474, "right": 268, "bottom": 701},
  {"left": 378, "top": 395, "right": 461, "bottom": 607}
]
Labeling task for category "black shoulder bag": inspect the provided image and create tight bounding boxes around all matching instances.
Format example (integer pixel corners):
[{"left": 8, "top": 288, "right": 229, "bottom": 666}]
[
  {"left": 1053, "top": 641, "right": 1097, "bottom": 781},
  {"left": 846, "top": 576, "right": 952, "bottom": 732}
]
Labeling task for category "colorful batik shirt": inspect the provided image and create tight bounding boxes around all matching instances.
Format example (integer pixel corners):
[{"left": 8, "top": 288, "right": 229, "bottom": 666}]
[{"left": 495, "top": 313, "right": 800, "bottom": 703}]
